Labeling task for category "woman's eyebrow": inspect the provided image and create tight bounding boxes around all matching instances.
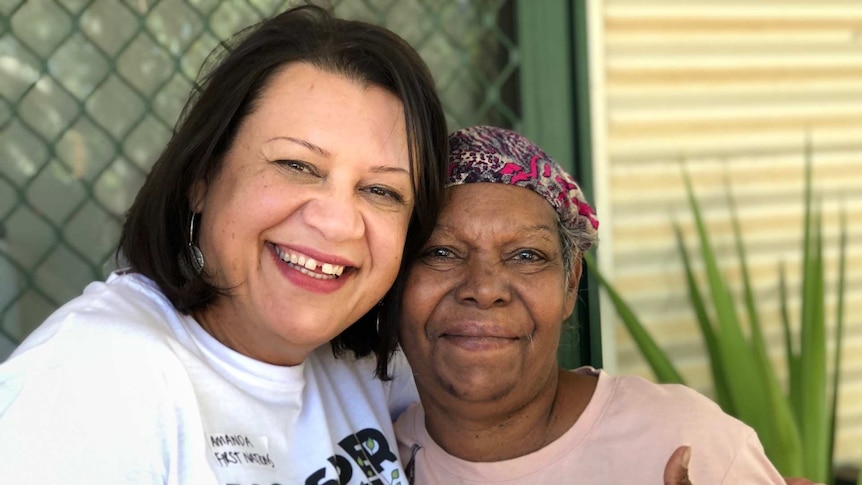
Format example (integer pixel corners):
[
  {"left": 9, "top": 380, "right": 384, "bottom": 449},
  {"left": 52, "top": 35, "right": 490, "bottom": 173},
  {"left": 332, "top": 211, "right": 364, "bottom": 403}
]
[
  {"left": 370, "top": 165, "right": 410, "bottom": 175},
  {"left": 266, "top": 136, "right": 409, "bottom": 175},
  {"left": 267, "top": 136, "right": 331, "bottom": 158},
  {"left": 518, "top": 224, "right": 557, "bottom": 238}
]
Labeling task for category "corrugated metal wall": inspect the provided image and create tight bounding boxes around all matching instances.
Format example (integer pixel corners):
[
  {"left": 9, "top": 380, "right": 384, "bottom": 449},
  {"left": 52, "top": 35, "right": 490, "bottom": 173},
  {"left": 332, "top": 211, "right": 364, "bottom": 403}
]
[{"left": 591, "top": 0, "right": 862, "bottom": 466}]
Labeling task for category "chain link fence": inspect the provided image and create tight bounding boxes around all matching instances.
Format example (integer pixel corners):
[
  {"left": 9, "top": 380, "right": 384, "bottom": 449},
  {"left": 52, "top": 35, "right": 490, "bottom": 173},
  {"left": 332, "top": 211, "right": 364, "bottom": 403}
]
[{"left": 0, "top": 0, "right": 522, "bottom": 348}]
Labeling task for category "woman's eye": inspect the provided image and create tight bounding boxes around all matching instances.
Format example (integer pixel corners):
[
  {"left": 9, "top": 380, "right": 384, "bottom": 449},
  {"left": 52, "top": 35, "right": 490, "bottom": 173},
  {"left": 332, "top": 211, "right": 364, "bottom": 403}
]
[
  {"left": 278, "top": 159, "right": 317, "bottom": 176},
  {"left": 365, "top": 186, "right": 405, "bottom": 203},
  {"left": 512, "top": 250, "right": 543, "bottom": 262},
  {"left": 423, "top": 247, "right": 455, "bottom": 259}
]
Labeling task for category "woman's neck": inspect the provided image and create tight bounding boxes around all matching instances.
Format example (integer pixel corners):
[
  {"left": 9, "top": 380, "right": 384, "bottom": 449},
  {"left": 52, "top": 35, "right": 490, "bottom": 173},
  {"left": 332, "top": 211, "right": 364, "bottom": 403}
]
[{"left": 420, "top": 368, "right": 597, "bottom": 462}]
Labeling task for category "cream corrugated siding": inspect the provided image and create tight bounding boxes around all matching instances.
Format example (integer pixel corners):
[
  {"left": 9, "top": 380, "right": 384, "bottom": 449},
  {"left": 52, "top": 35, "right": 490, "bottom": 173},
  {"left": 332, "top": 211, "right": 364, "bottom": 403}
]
[{"left": 593, "top": 0, "right": 862, "bottom": 467}]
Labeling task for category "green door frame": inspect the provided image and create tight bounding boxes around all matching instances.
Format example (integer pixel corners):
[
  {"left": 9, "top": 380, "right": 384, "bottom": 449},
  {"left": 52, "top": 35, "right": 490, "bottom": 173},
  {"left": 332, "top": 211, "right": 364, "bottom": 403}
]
[{"left": 516, "top": 0, "right": 602, "bottom": 369}]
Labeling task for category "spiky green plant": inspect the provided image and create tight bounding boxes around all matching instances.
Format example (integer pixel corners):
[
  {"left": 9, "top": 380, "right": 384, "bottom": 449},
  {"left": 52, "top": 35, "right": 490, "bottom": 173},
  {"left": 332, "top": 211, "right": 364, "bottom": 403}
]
[{"left": 585, "top": 155, "right": 847, "bottom": 482}]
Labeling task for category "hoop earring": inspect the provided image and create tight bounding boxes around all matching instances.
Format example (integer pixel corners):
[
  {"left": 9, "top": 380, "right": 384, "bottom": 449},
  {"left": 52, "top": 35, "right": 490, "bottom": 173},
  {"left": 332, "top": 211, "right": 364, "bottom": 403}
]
[
  {"left": 188, "top": 212, "right": 205, "bottom": 275},
  {"left": 375, "top": 301, "right": 383, "bottom": 334}
]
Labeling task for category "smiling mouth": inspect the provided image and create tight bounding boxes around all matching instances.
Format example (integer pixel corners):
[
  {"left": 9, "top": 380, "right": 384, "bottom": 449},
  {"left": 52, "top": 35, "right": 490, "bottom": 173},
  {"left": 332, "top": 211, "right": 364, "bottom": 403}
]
[
  {"left": 273, "top": 245, "right": 346, "bottom": 280},
  {"left": 440, "top": 334, "right": 520, "bottom": 350},
  {"left": 443, "top": 334, "right": 518, "bottom": 341}
]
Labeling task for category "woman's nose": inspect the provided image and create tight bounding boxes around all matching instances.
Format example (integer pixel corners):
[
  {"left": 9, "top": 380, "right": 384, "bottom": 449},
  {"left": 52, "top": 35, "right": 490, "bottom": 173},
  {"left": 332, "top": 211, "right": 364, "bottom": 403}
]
[
  {"left": 301, "top": 189, "right": 364, "bottom": 242},
  {"left": 454, "top": 259, "right": 511, "bottom": 308}
]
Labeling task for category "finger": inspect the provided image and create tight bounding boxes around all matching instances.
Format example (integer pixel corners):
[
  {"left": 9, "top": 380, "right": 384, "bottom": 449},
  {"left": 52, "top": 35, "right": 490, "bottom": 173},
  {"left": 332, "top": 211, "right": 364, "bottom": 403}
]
[{"left": 663, "top": 445, "right": 692, "bottom": 485}]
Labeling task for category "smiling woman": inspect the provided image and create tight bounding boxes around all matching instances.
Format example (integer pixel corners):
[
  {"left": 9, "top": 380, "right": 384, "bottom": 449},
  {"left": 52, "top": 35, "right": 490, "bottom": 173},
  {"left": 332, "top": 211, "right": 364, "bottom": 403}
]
[
  {"left": 188, "top": 63, "right": 415, "bottom": 367},
  {"left": 0, "top": 5, "right": 447, "bottom": 485},
  {"left": 399, "top": 182, "right": 577, "bottom": 406},
  {"left": 394, "top": 125, "right": 790, "bottom": 485}
]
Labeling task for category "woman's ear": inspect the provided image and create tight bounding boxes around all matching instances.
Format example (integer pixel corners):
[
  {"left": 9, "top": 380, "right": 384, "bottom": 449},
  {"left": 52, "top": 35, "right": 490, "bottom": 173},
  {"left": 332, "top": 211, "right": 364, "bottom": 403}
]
[
  {"left": 189, "top": 180, "right": 206, "bottom": 213},
  {"left": 568, "top": 254, "right": 583, "bottom": 295},
  {"left": 564, "top": 252, "right": 583, "bottom": 314}
]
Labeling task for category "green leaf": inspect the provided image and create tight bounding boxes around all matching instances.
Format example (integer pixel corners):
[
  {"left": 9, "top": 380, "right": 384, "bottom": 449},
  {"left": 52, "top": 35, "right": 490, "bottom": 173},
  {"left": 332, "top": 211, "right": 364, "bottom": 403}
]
[
  {"left": 797, "top": 152, "right": 829, "bottom": 482},
  {"left": 779, "top": 262, "right": 804, "bottom": 443},
  {"left": 673, "top": 223, "right": 734, "bottom": 415},
  {"left": 828, "top": 207, "right": 848, "bottom": 484},
  {"left": 682, "top": 171, "right": 802, "bottom": 476},
  {"left": 794, "top": 140, "right": 815, "bottom": 425},
  {"left": 725, "top": 177, "right": 775, "bottom": 390},
  {"left": 584, "top": 253, "right": 685, "bottom": 384},
  {"left": 723, "top": 175, "right": 804, "bottom": 474}
]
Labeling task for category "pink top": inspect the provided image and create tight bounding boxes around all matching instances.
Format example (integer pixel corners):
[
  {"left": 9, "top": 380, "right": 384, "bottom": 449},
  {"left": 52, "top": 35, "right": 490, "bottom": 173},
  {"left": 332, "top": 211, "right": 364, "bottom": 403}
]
[{"left": 395, "top": 367, "right": 785, "bottom": 484}]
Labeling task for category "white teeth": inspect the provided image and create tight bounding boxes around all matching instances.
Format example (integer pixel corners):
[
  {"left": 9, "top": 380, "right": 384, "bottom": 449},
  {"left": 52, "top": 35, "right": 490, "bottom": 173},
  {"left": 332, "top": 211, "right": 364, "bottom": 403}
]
[
  {"left": 273, "top": 245, "right": 346, "bottom": 278},
  {"left": 297, "top": 266, "right": 328, "bottom": 279},
  {"left": 321, "top": 263, "right": 345, "bottom": 276}
]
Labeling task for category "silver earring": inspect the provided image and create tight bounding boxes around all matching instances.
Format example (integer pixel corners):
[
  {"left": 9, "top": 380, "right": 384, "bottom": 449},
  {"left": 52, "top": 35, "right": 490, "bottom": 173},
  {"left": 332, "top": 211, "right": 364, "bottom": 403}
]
[
  {"left": 375, "top": 301, "right": 383, "bottom": 334},
  {"left": 188, "top": 212, "right": 205, "bottom": 275}
]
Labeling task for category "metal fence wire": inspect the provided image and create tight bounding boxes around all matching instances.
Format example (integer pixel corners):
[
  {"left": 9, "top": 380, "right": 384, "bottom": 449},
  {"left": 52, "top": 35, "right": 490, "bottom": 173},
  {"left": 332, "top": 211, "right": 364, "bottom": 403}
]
[{"left": 0, "top": 0, "right": 522, "bottom": 345}]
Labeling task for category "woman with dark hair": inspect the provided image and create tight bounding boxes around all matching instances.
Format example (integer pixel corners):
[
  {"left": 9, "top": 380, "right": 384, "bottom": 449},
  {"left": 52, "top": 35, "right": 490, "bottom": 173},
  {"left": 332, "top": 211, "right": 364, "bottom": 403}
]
[{"left": 0, "top": 5, "right": 446, "bottom": 484}]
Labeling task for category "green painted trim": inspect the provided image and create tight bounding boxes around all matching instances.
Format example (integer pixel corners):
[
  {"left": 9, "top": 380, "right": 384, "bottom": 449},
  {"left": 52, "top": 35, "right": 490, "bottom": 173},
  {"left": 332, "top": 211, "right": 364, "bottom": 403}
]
[
  {"left": 516, "top": 0, "right": 574, "bottom": 170},
  {"left": 571, "top": 0, "right": 603, "bottom": 369},
  {"left": 517, "top": 0, "right": 602, "bottom": 368}
]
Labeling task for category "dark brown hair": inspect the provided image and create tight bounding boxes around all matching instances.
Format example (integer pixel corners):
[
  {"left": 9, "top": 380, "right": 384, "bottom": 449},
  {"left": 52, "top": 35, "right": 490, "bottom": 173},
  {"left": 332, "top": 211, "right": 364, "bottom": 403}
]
[{"left": 118, "top": 4, "right": 447, "bottom": 378}]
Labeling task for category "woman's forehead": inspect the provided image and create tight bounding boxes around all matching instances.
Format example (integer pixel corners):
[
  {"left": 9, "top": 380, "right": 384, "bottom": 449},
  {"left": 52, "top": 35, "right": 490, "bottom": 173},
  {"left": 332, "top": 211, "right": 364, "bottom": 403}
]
[
  {"left": 438, "top": 184, "right": 559, "bottom": 235},
  {"left": 443, "top": 183, "right": 552, "bottom": 211}
]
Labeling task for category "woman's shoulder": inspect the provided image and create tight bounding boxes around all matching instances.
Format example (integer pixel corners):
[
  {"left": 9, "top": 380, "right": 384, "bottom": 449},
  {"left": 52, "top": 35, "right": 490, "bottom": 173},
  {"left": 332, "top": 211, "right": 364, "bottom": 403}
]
[
  {"left": 582, "top": 367, "right": 724, "bottom": 414},
  {"left": 27, "top": 272, "right": 180, "bottom": 339},
  {"left": 0, "top": 274, "right": 205, "bottom": 484},
  {"left": 309, "top": 347, "right": 419, "bottom": 418},
  {"left": 573, "top": 366, "right": 752, "bottom": 439},
  {"left": 564, "top": 368, "right": 782, "bottom": 482},
  {"left": 5, "top": 271, "right": 191, "bottom": 379},
  {"left": 70, "top": 271, "right": 180, "bottom": 332}
]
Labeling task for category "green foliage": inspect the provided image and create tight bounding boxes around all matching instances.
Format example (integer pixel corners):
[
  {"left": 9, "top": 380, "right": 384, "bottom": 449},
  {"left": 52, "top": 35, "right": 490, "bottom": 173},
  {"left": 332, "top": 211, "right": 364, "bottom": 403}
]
[{"left": 586, "top": 156, "right": 847, "bottom": 483}]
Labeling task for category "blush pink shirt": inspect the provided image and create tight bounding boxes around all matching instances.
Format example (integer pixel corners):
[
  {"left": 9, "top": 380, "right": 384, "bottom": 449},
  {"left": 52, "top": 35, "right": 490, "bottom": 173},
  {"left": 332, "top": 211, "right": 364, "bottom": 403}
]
[{"left": 395, "top": 366, "right": 785, "bottom": 484}]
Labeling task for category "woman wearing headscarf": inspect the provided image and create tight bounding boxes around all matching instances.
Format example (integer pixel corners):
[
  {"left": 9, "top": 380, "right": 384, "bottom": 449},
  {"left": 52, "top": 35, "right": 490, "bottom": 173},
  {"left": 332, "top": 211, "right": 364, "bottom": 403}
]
[{"left": 394, "top": 126, "right": 794, "bottom": 484}]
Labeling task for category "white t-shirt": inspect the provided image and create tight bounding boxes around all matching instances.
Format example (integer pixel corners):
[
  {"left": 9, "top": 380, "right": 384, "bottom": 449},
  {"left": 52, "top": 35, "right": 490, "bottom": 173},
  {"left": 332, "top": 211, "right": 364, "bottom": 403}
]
[
  {"left": 0, "top": 272, "right": 417, "bottom": 485},
  {"left": 395, "top": 367, "right": 786, "bottom": 484}
]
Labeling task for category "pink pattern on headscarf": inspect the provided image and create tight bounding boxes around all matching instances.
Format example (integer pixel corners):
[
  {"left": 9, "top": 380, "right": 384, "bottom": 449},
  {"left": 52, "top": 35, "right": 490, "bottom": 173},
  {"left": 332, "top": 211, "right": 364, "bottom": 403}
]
[{"left": 446, "top": 125, "right": 600, "bottom": 245}]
